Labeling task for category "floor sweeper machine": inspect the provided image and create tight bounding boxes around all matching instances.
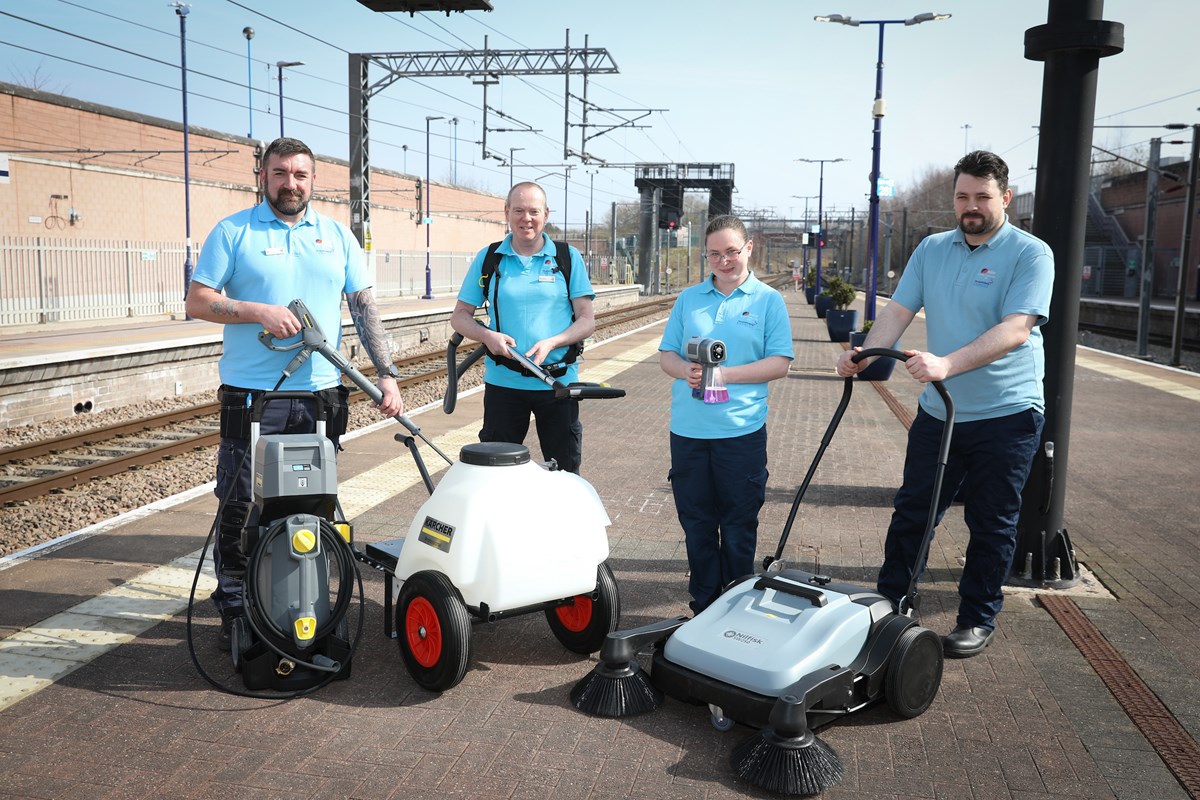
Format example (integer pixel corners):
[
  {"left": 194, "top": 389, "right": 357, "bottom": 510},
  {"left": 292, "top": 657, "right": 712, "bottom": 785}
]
[
  {"left": 570, "top": 349, "right": 953, "bottom": 796},
  {"left": 238, "top": 299, "right": 626, "bottom": 695}
]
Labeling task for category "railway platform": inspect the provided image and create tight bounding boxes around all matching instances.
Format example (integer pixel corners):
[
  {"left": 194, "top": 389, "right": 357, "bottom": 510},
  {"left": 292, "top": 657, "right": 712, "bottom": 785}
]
[{"left": 1, "top": 286, "right": 1199, "bottom": 800}]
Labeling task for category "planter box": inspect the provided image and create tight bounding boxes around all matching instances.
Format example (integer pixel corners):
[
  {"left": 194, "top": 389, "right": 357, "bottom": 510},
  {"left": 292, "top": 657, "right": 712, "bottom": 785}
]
[
  {"left": 804, "top": 286, "right": 816, "bottom": 305},
  {"left": 848, "top": 330, "right": 899, "bottom": 381},
  {"left": 814, "top": 294, "right": 834, "bottom": 319},
  {"left": 826, "top": 309, "right": 859, "bottom": 342}
]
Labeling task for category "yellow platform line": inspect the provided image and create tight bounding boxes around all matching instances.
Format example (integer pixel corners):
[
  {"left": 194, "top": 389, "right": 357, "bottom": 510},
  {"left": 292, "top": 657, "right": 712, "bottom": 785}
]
[{"left": 1076, "top": 353, "right": 1200, "bottom": 403}]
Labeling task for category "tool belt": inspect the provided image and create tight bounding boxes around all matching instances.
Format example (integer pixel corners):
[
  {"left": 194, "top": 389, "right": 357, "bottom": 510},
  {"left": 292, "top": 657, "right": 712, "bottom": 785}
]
[{"left": 218, "top": 384, "right": 350, "bottom": 440}]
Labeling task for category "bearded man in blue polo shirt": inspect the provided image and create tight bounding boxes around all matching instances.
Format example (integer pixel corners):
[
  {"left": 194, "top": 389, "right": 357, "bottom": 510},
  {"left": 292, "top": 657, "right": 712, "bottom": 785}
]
[
  {"left": 186, "top": 137, "right": 403, "bottom": 649},
  {"left": 660, "top": 214, "right": 795, "bottom": 614},
  {"left": 837, "top": 150, "right": 1054, "bottom": 658}
]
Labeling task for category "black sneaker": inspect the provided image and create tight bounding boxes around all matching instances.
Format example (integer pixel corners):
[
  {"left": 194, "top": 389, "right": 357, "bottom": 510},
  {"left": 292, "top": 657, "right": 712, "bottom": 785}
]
[{"left": 218, "top": 616, "right": 234, "bottom": 652}]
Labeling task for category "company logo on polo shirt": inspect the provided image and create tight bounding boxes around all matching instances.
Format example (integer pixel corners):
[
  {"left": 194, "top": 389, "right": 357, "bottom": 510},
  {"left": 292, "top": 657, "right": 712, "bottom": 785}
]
[{"left": 973, "top": 267, "right": 995, "bottom": 288}]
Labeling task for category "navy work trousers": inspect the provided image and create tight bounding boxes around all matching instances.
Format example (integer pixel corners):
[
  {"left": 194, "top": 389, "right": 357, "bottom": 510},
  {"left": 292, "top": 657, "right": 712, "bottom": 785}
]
[
  {"left": 669, "top": 425, "right": 769, "bottom": 614},
  {"left": 877, "top": 407, "right": 1044, "bottom": 630},
  {"left": 480, "top": 383, "right": 583, "bottom": 474}
]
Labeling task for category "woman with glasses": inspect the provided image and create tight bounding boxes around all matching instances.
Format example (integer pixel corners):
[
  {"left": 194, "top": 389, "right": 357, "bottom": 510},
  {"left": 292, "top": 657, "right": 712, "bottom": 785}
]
[{"left": 659, "top": 214, "right": 794, "bottom": 614}]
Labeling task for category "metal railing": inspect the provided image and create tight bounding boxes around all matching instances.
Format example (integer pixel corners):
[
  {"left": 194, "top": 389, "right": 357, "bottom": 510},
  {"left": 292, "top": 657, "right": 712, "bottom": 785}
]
[{"left": 1, "top": 237, "right": 192, "bottom": 325}]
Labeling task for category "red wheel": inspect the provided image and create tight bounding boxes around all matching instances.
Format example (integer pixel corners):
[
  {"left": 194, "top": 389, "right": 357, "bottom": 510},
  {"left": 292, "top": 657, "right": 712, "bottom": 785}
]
[
  {"left": 396, "top": 572, "right": 471, "bottom": 692},
  {"left": 405, "top": 597, "right": 443, "bottom": 668},
  {"left": 554, "top": 595, "right": 594, "bottom": 633},
  {"left": 545, "top": 561, "right": 620, "bottom": 654}
]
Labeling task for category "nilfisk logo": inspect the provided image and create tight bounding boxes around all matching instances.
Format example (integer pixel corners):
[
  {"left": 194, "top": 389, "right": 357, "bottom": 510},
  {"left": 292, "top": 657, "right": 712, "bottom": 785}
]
[{"left": 723, "top": 629, "right": 764, "bottom": 646}]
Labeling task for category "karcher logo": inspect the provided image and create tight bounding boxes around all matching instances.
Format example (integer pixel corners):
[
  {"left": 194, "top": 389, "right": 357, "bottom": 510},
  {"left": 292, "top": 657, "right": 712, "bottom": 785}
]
[{"left": 723, "top": 629, "right": 764, "bottom": 646}]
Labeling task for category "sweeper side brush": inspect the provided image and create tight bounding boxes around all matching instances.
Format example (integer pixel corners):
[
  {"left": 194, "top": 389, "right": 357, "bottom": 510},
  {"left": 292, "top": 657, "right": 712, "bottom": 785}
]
[{"left": 571, "top": 349, "right": 954, "bottom": 797}]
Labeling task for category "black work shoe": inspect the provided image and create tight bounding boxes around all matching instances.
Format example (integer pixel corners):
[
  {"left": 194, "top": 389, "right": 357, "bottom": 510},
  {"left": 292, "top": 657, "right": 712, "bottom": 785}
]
[
  {"left": 943, "top": 625, "right": 995, "bottom": 658},
  {"left": 218, "top": 616, "right": 234, "bottom": 652}
]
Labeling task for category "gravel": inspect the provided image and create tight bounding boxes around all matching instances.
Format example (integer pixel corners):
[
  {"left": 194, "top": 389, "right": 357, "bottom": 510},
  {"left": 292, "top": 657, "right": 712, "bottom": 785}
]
[{"left": 0, "top": 321, "right": 658, "bottom": 559}]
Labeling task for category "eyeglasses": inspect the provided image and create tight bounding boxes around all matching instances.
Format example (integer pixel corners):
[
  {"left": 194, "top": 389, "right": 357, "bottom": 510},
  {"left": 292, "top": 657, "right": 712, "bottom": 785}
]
[{"left": 705, "top": 242, "right": 750, "bottom": 263}]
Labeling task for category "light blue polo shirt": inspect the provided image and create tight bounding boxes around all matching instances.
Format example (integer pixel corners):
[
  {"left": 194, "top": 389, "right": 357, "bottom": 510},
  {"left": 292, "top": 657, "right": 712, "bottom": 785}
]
[
  {"left": 457, "top": 233, "right": 594, "bottom": 390},
  {"left": 892, "top": 220, "right": 1053, "bottom": 422},
  {"left": 659, "top": 272, "right": 794, "bottom": 439},
  {"left": 193, "top": 201, "right": 369, "bottom": 391}
]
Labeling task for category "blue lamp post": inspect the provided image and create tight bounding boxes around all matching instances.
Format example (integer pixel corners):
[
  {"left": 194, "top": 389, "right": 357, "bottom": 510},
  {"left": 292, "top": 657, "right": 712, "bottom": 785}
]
[
  {"left": 169, "top": 2, "right": 193, "bottom": 319},
  {"left": 794, "top": 157, "right": 844, "bottom": 296},
  {"left": 275, "top": 60, "right": 304, "bottom": 138},
  {"left": 242, "top": 27, "right": 254, "bottom": 138},
  {"left": 816, "top": 11, "right": 951, "bottom": 321},
  {"left": 423, "top": 115, "right": 444, "bottom": 299}
]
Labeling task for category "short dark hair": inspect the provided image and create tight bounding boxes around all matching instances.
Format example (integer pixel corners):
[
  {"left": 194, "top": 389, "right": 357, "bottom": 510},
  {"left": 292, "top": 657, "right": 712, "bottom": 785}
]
[
  {"left": 954, "top": 150, "right": 1009, "bottom": 193},
  {"left": 262, "top": 137, "right": 314, "bottom": 165},
  {"left": 705, "top": 214, "right": 748, "bottom": 242}
]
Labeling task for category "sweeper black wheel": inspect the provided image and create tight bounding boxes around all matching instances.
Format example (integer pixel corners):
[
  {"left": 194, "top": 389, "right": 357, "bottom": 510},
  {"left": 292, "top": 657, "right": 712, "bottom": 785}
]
[
  {"left": 396, "top": 571, "right": 472, "bottom": 693},
  {"left": 545, "top": 561, "right": 620, "bottom": 654},
  {"left": 885, "top": 626, "right": 943, "bottom": 718}
]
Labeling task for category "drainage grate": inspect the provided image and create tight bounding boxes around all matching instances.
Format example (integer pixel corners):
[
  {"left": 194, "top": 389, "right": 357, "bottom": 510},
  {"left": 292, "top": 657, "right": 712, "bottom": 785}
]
[{"left": 1040, "top": 594, "right": 1200, "bottom": 798}]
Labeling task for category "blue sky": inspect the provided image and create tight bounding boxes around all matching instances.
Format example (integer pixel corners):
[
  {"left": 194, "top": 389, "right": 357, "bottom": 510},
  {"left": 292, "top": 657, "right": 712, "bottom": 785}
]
[{"left": 3, "top": 0, "right": 1198, "bottom": 230}]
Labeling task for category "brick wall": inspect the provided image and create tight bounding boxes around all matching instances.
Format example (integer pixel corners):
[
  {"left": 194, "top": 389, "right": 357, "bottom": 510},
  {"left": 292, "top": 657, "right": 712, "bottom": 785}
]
[{"left": 0, "top": 82, "right": 507, "bottom": 252}]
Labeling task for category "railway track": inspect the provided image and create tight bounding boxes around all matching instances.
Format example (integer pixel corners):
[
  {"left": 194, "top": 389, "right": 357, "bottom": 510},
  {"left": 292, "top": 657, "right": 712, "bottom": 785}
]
[{"left": 0, "top": 299, "right": 676, "bottom": 506}]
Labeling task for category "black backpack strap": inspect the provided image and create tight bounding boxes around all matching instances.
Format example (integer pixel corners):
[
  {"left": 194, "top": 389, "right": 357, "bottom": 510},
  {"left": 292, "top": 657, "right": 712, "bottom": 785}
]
[{"left": 486, "top": 240, "right": 582, "bottom": 380}]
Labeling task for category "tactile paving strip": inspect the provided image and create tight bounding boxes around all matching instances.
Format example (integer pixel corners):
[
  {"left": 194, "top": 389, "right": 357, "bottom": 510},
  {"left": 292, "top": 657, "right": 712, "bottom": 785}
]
[{"left": 1040, "top": 593, "right": 1200, "bottom": 798}]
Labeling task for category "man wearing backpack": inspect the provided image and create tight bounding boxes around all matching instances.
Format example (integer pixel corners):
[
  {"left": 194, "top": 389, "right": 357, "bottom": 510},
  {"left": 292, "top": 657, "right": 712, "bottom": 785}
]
[{"left": 450, "top": 181, "right": 596, "bottom": 473}]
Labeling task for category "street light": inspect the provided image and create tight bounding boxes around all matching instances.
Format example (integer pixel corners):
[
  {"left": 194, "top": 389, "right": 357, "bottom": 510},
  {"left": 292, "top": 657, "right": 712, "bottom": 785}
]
[
  {"left": 423, "top": 115, "right": 444, "bottom": 300},
  {"left": 508, "top": 146, "right": 525, "bottom": 187},
  {"left": 792, "top": 194, "right": 819, "bottom": 286},
  {"left": 586, "top": 168, "right": 599, "bottom": 274},
  {"left": 275, "top": 60, "right": 304, "bottom": 138},
  {"left": 168, "top": 2, "right": 194, "bottom": 319},
  {"left": 242, "top": 27, "right": 253, "bottom": 139},
  {"left": 449, "top": 117, "right": 458, "bottom": 185},
  {"left": 795, "top": 158, "right": 845, "bottom": 295},
  {"left": 816, "top": 11, "right": 951, "bottom": 321}
]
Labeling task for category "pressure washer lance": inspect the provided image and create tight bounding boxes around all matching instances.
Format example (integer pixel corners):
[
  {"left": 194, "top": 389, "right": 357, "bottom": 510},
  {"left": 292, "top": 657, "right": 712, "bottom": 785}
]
[
  {"left": 258, "top": 298, "right": 454, "bottom": 469},
  {"left": 685, "top": 336, "right": 728, "bottom": 404}
]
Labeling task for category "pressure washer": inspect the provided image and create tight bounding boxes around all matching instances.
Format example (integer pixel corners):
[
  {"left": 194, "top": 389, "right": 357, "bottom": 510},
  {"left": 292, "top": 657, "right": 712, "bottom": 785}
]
[{"left": 570, "top": 349, "right": 951, "bottom": 796}]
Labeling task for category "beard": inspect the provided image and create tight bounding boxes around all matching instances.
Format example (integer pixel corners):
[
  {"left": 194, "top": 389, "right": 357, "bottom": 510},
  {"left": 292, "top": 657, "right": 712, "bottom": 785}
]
[
  {"left": 268, "top": 187, "right": 309, "bottom": 217},
  {"left": 958, "top": 211, "right": 997, "bottom": 236}
]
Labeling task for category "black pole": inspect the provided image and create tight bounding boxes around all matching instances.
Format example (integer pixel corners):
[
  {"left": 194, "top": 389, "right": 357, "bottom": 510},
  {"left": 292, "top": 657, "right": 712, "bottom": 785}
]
[
  {"left": 1011, "top": 0, "right": 1123, "bottom": 588},
  {"left": 1169, "top": 126, "right": 1199, "bottom": 367},
  {"left": 174, "top": 3, "right": 193, "bottom": 321},
  {"left": 1135, "top": 137, "right": 1161, "bottom": 358}
]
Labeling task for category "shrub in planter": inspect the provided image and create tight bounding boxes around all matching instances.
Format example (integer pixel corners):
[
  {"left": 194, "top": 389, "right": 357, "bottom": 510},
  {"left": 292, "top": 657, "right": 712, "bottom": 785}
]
[{"left": 823, "top": 277, "right": 859, "bottom": 342}]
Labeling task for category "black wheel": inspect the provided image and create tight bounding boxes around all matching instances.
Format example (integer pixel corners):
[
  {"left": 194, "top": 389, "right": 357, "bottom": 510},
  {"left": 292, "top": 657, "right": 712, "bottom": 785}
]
[
  {"left": 395, "top": 571, "right": 472, "bottom": 692},
  {"left": 885, "top": 626, "right": 944, "bottom": 718},
  {"left": 545, "top": 561, "right": 621, "bottom": 654},
  {"left": 230, "top": 616, "right": 252, "bottom": 673}
]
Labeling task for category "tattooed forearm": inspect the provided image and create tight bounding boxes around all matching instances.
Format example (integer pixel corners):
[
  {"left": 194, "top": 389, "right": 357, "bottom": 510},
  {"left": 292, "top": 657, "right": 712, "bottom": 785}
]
[
  {"left": 346, "top": 289, "right": 394, "bottom": 373},
  {"left": 208, "top": 299, "right": 240, "bottom": 318}
]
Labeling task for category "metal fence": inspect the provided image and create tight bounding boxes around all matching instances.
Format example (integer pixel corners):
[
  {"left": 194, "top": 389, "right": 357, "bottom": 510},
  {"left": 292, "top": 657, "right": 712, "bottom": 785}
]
[
  {"left": 1, "top": 237, "right": 194, "bottom": 325},
  {"left": 1081, "top": 244, "right": 1139, "bottom": 298},
  {"left": 0, "top": 237, "right": 484, "bottom": 326}
]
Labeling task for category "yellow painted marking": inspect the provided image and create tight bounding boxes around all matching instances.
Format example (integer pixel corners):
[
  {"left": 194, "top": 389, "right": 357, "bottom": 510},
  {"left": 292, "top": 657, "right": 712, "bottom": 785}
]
[
  {"left": 1076, "top": 354, "right": 1200, "bottom": 403},
  {"left": 0, "top": 556, "right": 216, "bottom": 712}
]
